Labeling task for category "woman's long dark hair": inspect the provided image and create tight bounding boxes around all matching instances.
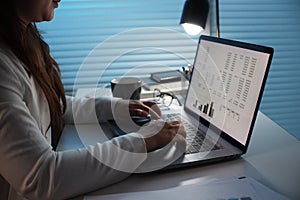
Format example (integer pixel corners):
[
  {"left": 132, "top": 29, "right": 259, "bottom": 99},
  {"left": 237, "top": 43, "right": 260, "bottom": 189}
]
[{"left": 0, "top": 1, "right": 67, "bottom": 150}]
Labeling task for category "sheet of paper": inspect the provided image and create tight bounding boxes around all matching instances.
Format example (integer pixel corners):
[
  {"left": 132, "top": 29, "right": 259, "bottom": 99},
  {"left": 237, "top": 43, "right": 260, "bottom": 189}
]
[{"left": 84, "top": 177, "right": 289, "bottom": 200}]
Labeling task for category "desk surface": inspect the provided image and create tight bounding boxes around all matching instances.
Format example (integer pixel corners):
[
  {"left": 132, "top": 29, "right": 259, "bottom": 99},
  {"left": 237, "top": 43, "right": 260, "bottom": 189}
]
[{"left": 58, "top": 111, "right": 300, "bottom": 200}]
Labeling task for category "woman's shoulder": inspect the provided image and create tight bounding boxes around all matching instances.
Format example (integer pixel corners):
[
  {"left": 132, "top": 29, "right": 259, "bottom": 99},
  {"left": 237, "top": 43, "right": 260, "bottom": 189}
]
[
  {"left": 0, "top": 40, "right": 29, "bottom": 95},
  {"left": 0, "top": 39, "right": 29, "bottom": 78},
  {"left": 0, "top": 40, "right": 21, "bottom": 66}
]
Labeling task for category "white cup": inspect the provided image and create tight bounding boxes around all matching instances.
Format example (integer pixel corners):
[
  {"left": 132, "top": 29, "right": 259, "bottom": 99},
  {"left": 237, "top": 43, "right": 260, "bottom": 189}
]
[{"left": 110, "top": 77, "right": 142, "bottom": 100}]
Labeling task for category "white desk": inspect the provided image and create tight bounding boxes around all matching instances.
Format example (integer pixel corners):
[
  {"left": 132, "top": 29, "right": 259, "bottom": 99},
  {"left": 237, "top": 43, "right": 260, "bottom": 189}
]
[{"left": 58, "top": 111, "right": 300, "bottom": 200}]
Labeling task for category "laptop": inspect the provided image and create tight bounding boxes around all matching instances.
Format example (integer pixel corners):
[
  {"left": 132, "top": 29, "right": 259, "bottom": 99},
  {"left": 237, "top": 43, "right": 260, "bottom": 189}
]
[{"left": 109, "top": 35, "right": 274, "bottom": 171}]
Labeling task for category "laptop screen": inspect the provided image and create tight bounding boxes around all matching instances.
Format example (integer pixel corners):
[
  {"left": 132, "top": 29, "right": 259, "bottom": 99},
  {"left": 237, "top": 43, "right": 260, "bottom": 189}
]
[{"left": 185, "top": 36, "right": 273, "bottom": 146}]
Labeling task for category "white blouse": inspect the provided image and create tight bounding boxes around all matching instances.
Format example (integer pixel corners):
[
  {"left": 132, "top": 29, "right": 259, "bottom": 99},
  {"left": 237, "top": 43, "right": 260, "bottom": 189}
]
[{"left": 0, "top": 42, "right": 148, "bottom": 200}]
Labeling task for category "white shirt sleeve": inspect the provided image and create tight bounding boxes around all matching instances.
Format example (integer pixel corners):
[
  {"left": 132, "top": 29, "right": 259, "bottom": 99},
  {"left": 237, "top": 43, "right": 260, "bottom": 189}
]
[{"left": 63, "top": 95, "right": 120, "bottom": 124}]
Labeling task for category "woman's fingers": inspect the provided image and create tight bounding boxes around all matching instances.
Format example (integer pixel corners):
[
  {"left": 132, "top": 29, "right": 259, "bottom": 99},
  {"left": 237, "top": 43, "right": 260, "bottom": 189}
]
[
  {"left": 129, "top": 108, "right": 149, "bottom": 117},
  {"left": 142, "top": 101, "right": 162, "bottom": 118},
  {"left": 175, "top": 122, "right": 187, "bottom": 142},
  {"left": 143, "top": 120, "right": 186, "bottom": 152},
  {"left": 129, "top": 100, "right": 162, "bottom": 119},
  {"left": 167, "top": 121, "right": 187, "bottom": 139}
]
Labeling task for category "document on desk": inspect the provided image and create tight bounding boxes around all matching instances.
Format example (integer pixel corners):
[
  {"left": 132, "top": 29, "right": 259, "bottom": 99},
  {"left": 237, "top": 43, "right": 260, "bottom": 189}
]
[{"left": 84, "top": 177, "right": 289, "bottom": 200}]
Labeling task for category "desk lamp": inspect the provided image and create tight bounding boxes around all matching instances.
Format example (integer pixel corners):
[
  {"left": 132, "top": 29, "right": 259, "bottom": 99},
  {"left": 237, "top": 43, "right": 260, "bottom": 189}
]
[{"left": 180, "top": 0, "right": 220, "bottom": 37}]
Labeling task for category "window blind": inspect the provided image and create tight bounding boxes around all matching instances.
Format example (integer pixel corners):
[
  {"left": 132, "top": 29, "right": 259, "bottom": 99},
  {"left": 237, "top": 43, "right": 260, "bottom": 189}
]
[
  {"left": 210, "top": 0, "right": 300, "bottom": 139},
  {"left": 37, "top": 0, "right": 209, "bottom": 95}
]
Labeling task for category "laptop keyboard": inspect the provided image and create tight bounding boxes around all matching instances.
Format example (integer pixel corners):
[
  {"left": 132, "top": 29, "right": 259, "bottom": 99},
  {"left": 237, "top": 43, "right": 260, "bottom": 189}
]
[{"left": 164, "top": 113, "right": 223, "bottom": 154}]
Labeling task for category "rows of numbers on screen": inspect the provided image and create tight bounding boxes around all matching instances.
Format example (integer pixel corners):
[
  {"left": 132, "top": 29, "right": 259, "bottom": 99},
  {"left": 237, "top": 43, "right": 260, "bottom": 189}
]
[{"left": 190, "top": 43, "right": 260, "bottom": 126}]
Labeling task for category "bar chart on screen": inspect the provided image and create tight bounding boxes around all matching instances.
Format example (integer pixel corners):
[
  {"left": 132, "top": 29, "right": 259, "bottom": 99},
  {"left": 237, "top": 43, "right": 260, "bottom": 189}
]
[{"left": 192, "top": 100, "right": 215, "bottom": 118}]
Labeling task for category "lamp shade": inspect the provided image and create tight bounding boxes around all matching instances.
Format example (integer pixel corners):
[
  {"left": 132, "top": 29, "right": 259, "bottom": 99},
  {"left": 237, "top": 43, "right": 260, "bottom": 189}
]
[{"left": 180, "top": 0, "right": 209, "bottom": 35}]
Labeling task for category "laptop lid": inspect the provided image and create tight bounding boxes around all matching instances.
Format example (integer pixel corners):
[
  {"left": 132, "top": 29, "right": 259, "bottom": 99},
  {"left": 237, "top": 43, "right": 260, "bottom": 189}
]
[{"left": 184, "top": 35, "right": 274, "bottom": 153}]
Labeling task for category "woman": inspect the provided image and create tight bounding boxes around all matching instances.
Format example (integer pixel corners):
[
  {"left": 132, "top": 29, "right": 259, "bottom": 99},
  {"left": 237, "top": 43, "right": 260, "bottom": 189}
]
[{"left": 0, "top": 0, "right": 186, "bottom": 199}]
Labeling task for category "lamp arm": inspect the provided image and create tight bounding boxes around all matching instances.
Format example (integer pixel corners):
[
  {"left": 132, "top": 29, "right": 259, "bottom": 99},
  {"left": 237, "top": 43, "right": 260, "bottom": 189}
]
[{"left": 215, "top": 0, "right": 220, "bottom": 38}]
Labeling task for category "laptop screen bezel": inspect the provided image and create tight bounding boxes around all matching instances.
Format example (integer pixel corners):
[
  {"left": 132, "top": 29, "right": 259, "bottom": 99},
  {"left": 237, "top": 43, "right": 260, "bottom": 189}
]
[{"left": 184, "top": 35, "right": 274, "bottom": 153}]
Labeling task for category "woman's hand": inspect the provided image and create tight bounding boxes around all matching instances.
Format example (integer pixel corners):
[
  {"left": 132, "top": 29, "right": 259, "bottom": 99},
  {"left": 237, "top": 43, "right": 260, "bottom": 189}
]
[
  {"left": 142, "top": 120, "right": 187, "bottom": 152},
  {"left": 114, "top": 99, "right": 186, "bottom": 152},
  {"left": 128, "top": 100, "right": 162, "bottom": 119},
  {"left": 113, "top": 99, "right": 162, "bottom": 121}
]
